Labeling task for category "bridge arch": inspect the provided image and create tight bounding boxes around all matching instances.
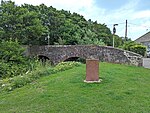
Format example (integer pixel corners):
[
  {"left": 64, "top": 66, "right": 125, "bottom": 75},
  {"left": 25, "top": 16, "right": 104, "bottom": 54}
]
[
  {"left": 63, "top": 56, "right": 86, "bottom": 63},
  {"left": 38, "top": 55, "right": 49, "bottom": 61},
  {"left": 28, "top": 45, "right": 143, "bottom": 66}
]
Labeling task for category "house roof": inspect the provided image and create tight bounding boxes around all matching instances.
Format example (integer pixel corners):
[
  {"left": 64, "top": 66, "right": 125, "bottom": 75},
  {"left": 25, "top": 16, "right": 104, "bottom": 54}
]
[{"left": 135, "top": 31, "right": 150, "bottom": 43}]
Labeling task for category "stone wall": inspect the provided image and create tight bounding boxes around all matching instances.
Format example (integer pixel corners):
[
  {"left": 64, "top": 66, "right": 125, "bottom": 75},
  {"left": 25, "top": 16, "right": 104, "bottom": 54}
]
[{"left": 27, "top": 45, "right": 143, "bottom": 66}]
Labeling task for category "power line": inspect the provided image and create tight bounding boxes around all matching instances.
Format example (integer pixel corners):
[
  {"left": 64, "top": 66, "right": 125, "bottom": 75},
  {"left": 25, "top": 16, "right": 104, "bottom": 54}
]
[
  {"left": 107, "top": 22, "right": 150, "bottom": 29},
  {"left": 128, "top": 23, "right": 150, "bottom": 29}
]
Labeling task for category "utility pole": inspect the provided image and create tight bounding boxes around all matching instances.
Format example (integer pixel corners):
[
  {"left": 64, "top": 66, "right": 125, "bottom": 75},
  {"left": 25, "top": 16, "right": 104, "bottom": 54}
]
[{"left": 125, "top": 20, "right": 127, "bottom": 41}]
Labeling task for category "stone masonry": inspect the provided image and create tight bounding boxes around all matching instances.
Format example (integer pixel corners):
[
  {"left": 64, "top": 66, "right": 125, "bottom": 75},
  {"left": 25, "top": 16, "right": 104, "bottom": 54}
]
[{"left": 26, "top": 45, "right": 143, "bottom": 66}]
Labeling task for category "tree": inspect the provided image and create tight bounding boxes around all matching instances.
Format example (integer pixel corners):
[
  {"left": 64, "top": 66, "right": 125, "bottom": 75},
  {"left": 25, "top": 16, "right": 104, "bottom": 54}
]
[
  {"left": 0, "top": 1, "right": 46, "bottom": 45},
  {"left": 0, "top": 0, "right": 123, "bottom": 46},
  {"left": 113, "top": 35, "right": 124, "bottom": 47}
]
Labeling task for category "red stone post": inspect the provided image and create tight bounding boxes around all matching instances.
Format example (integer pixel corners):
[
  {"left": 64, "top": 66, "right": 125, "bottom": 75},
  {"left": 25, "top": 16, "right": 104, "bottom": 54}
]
[{"left": 85, "top": 59, "right": 100, "bottom": 83}]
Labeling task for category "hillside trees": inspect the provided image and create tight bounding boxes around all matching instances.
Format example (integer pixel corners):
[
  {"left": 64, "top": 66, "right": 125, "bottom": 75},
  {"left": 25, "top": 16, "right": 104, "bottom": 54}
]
[
  {"left": 0, "top": 1, "right": 46, "bottom": 44},
  {"left": 0, "top": 0, "right": 114, "bottom": 45}
]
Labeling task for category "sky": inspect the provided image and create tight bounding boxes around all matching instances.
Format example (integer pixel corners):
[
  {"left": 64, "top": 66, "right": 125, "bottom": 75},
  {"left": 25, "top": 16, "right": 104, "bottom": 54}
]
[{"left": 10, "top": 0, "right": 150, "bottom": 40}]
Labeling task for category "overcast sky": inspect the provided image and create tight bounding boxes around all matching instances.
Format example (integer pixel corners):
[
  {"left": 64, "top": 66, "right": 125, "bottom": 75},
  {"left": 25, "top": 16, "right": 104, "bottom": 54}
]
[{"left": 11, "top": 0, "right": 150, "bottom": 40}]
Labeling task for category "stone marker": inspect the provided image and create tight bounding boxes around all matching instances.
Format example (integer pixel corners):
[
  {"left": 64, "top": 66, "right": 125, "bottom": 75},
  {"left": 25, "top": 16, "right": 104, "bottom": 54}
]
[{"left": 84, "top": 59, "right": 101, "bottom": 83}]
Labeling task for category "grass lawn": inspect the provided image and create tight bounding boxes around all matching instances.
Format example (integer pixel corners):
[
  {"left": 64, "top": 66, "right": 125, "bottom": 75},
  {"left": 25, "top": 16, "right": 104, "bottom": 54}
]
[{"left": 0, "top": 62, "right": 150, "bottom": 113}]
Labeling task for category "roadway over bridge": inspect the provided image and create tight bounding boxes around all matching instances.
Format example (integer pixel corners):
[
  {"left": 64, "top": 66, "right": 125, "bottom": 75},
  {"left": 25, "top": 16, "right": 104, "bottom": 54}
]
[{"left": 26, "top": 45, "right": 143, "bottom": 66}]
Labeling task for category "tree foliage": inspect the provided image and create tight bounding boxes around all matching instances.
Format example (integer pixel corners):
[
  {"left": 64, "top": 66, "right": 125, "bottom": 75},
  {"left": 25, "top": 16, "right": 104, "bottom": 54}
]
[
  {"left": 0, "top": 0, "right": 114, "bottom": 45},
  {"left": 0, "top": 1, "right": 46, "bottom": 45}
]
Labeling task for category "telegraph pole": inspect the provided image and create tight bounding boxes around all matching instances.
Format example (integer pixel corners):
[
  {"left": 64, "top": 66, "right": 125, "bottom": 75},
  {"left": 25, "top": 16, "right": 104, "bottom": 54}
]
[{"left": 125, "top": 20, "right": 127, "bottom": 41}]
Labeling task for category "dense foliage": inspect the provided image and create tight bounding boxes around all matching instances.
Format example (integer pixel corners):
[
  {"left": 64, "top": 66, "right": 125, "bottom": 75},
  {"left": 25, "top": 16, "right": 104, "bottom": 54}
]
[
  {"left": 0, "top": 0, "right": 118, "bottom": 46},
  {"left": 0, "top": 40, "right": 35, "bottom": 78},
  {"left": 122, "top": 41, "right": 146, "bottom": 56}
]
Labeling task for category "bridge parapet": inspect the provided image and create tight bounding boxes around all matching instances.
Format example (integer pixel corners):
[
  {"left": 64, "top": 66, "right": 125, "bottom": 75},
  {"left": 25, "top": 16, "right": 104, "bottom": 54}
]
[{"left": 27, "top": 45, "right": 143, "bottom": 66}]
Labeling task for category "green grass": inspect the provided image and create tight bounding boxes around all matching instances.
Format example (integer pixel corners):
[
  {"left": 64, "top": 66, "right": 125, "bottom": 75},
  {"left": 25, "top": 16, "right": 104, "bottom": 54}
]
[{"left": 0, "top": 62, "right": 150, "bottom": 113}]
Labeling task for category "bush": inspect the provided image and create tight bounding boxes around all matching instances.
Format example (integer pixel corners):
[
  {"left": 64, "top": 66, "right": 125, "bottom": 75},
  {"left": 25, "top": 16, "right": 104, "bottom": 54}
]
[
  {"left": 0, "top": 40, "right": 38, "bottom": 78},
  {"left": 122, "top": 41, "right": 146, "bottom": 56},
  {"left": 0, "top": 62, "right": 9, "bottom": 78},
  {"left": 53, "top": 61, "right": 81, "bottom": 72},
  {"left": 130, "top": 45, "right": 146, "bottom": 56}
]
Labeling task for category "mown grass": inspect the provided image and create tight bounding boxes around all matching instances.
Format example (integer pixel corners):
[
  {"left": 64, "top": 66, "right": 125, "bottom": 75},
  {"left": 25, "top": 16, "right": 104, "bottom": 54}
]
[{"left": 0, "top": 62, "right": 150, "bottom": 113}]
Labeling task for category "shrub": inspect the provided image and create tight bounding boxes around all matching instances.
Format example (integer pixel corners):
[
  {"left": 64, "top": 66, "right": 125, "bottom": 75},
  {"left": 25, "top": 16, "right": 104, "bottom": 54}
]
[
  {"left": 53, "top": 61, "right": 81, "bottom": 72},
  {"left": 122, "top": 41, "right": 146, "bottom": 56},
  {"left": 0, "top": 62, "right": 9, "bottom": 78},
  {"left": 0, "top": 40, "right": 42, "bottom": 78},
  {"left": 130, "top": 45, "right": 146, "bottom": 56}
]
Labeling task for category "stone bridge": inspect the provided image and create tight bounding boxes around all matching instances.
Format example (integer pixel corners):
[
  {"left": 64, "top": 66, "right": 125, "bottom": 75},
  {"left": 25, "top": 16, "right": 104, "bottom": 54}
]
[{"left": 26, "top": 45, "right": 143, "bottom": 66}]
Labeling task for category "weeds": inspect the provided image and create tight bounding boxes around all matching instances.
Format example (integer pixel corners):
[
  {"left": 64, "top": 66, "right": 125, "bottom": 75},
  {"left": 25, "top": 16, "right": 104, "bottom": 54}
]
[{"left": 0, "top": 61, "right": 81, "bottom": 92}]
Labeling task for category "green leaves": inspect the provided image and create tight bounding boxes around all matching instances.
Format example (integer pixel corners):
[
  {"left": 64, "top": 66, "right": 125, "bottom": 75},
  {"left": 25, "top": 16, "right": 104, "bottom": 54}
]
[
  {"left": 0, "top": 1, "right": 113, "bottom": 45},
  {"left": 0, "top": 40, "right": 31, "bottom": 78},
  {"left": 0, "top": 1, "right": 46, "bottom": 44},
  {"left": 122, "top": 41, "right": 146, "bottom": 56}
]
